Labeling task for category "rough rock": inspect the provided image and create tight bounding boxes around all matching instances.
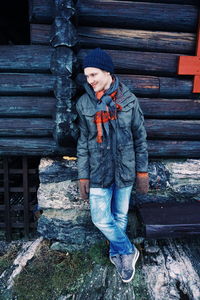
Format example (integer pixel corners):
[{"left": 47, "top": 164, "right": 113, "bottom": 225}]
[{"left": 37, "top": 157, "right": 200, "bottom": 251}]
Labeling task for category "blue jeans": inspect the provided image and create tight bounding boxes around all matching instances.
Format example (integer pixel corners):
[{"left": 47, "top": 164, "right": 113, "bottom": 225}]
[{"left": 89, "top": 184, "right": 134, "bottom": 256}]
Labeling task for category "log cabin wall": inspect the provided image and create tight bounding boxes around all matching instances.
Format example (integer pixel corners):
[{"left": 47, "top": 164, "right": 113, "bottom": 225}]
[
  {"left": 76, "top": 0, "right": 200, "bottom": 158},
  {"left": 0, "top": 0, "right": 200, "bottom": 158},
  {"left": 0, "top": 0, "right": 77, "bottom": 156}
]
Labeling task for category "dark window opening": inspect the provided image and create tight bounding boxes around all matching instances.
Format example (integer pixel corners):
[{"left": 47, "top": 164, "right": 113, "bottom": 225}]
[
  {"left": 0, "top": 157, "right": 41, "bottom": 240},
  {"left": 0, "top": 0, "right": 30, "bottom": 45}
]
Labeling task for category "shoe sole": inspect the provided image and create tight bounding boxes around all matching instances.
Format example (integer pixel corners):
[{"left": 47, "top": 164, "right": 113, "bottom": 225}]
[{"left": 122, "top": 248, "right": 140, "bottom": 283}]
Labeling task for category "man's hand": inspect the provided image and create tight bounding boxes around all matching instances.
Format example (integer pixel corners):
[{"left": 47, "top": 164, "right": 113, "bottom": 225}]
[
  {"left": 136, "top": 173, "right": 149, "bottom": 194},
  {"left": 79, "top": 179, "right": 90, "bottom": 199}
]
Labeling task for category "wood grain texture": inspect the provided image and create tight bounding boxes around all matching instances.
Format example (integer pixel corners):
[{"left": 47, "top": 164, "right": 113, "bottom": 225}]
[{"left": 77, "top": 0, "right": 198, "bottom": 32}]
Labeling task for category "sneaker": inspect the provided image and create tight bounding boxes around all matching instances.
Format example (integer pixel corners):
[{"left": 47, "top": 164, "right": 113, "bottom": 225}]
[
  {"left": 121, "top": 247, "right": 140, "bottom": 283},
  {"left": 109, "top": 254, "right": 123, "bottom": 277}
]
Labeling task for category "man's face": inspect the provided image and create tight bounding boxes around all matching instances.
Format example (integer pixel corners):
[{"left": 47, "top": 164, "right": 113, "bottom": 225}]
[{"left": 84, "top": 67, "right": 111, "bottom": 92}]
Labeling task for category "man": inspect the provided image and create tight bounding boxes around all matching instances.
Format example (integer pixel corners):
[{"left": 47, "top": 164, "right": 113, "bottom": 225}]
[{"left": 76, "top": 48, "right": 149, "bottom": 283}]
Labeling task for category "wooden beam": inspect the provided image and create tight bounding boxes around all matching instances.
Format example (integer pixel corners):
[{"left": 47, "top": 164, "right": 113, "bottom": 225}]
[
  {"left": 30, "top": 24, "right": 51, "bottom": 45},
  {"left": 148, "top": 140, "right": 200, "bottom": 157},
  {"left": 78, "top": 49, "right": 182, "bottom": 76},
  {"left": 29, "top": 0, "right": 198, "bottom": 32},
  {"left": 78, "top": 27, "right": 196, "bottom": 54},
  {"left": 0, "top": 118, "right": 54, "bottom": 137},
  {"left": 77, "top": 73, "right": 194, "bottom": 97},
  {"left": 29, "top": 0, "right": 54, "bottom": 24},
  {"left": 118, "top": 74, "right": 193, "bottom": 97},
  {"left": 77, "top": 1, "right": 198, "bottom": 33},
  {"left": 0, "top": 46, "right": 53, "bottom": 72},
  {"left": 0, "top": 97, "right": 55, "bottom": 117},
  {"left": 0, "top": 138, "right": 76, "bottom": 156},
  {"left": 145, "top": 119, "right": 200, "bottom": 140},
  {"left": 0, "top": 73, "right": 55, "bottom": 95},
  {"left": 139, "top": 98, "right": 200, "bottom": 119},
  {"left": 31, "top": 25, "right": 196, "bottom": 55},
  {"left": 0, "top": 138, "right": 199, "bottom": 158}
]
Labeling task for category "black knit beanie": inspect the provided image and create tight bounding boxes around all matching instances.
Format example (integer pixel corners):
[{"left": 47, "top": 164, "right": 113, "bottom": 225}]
[{"left": 83, "top": 48, "right": 114, "bottom": 73}]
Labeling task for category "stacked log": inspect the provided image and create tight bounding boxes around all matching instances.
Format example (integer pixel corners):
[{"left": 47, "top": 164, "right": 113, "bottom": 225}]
[{"left": 74, "top": 0, "right": 200, "bottom": 158}]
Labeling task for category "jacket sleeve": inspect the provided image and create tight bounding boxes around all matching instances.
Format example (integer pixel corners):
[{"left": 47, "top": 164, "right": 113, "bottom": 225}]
[
  {"left": 131, "top": 96, "right": 148, "bottom": 172},
  {"left": 76, "top": 101, "right": 90, "bottom": 179}
]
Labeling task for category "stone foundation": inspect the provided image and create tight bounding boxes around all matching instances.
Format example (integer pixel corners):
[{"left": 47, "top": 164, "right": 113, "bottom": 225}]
[{"left": 37, "top": 157, "right": 200, "bottom": 251}]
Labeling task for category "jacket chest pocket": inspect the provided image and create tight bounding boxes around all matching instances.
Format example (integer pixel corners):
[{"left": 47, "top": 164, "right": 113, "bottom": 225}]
[
  {"left": 118, "top": 102, "right": 134, "bottom": 128},
  {"left": 82, "top": 109, "right": 97, "bottom": 133}
]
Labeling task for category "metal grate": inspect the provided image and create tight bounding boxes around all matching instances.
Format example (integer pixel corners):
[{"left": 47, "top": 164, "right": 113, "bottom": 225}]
[{"left": 0, "top": 157, "right": 40, "bottom": 241}]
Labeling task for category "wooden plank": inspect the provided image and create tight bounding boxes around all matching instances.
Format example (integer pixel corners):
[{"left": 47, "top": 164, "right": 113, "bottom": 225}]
[
  {"left": 78, "top": 27, "right": 196, "bottom": 54},
  {"left": 30, "top": 24, "right": 51, "bottom": 45},
  {"left": 23, "top": 157, "right": 29, "bottom": 238},
  {"left": 0, "top": 138, "right": 199, "bottom": 158},
  {"left": 78, "top": 49, "right": 182, "bottom": 76},
  {"left": 77, "top": 0, "right": 198, "bottom": 33},
  {"left": 139, "top": 98, "right": 200, "bottom": 119},
  {"left": 148, "top": 140, "right": 200, "bottom": 157},
  {"left": 0, "top": 138, "right": 76, "bottom": 156},
  {"left": 30, "top": 0, "right": 198, "bottom": 31},
  {"left": 0, "top": 118, "right": 54, "bottom": 137},
  {"left": 145, "top": 119, "right": 200, "bottom": 140},
  {"left": 29, "top": 0, "right": 54, "bottom": 24},
  {"left": 31, "top": 24, "right": 196, "bottom": 55},
  {"left": 0, "top": 96, "right": 55, "bottom": 117},
  {"left": 118, "top": 74, "right": 193, "bottom": 97},
  {"left": 0, "top": 46, "right": 53, "bottom": 72},
  {"left": 129, "top": 0, "right": 199, "bottom": 3},
  {"left": 3, "top": 158, "right": 11, "bottom": 241},
  {"left": 77, "top": 73, "right": 193, "bottom": 97},
  {"left": 0, "top": 73, "right": 55, "bottom": 95}
]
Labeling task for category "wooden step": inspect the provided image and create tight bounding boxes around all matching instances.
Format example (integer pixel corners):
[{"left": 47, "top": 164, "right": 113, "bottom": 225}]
[{"left": 137, "top": 202, "right": 200, "bottom": 238}]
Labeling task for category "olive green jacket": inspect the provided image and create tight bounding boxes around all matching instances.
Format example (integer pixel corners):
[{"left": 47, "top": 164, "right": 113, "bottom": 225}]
[{"left": 76, "top": 80, "right": 148, "bottom": 188}]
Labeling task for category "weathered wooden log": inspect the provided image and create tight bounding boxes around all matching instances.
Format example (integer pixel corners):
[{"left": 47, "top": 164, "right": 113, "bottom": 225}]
[
  {"left": 29, "top": 0, "right": 54, "bottom": 24},
  {"left": 30, "top": 0, "right": 198, "bottom": 32},
  {"left": 148, "top": 140, "right": 200, "bottom": 157},
  {"left": 0, "top": 138, "right": 199, "bottom": 157},
  {"left": 0, "top": 118, "right": 54, "bottom": 137},
  {"left": 78, "top": 27, "right": 196, "bottom": 54},
  {"left": 31, "top": 24, "right": 196, "bottom": 55},
  {"left": 0, "top": 46, "right": 193, "bottom": 77},
  {"left": 0, "top": 138, "right": 76, "bottom": 156},
  {"left": 77, "top": 1, "right": 198, "bottom": 33},
  {"left": 0, "top": 73, "right": 193, "bottom": 98},
  {"left": 145, "top": 120, "right": 200, "bottom": 140},
  {"left": 139, "top": 98, "right": 200, "bottom": 119},
  {"left": 30, "top": 24, "right": 51, "bottom": 45},
  {"left": 0, "top": 74, "right": 54, "bottom": 95},
  {"left": 78, "top": 49, "right": 181, "bottom": 76},
  {"left": 78, "top": 73, "right": 194, "bottom": 98},
  {"left": 0, "top": 97, "right": 55, "bottom": 117},
  {"left": 0, "top": 46, "right": 53, "bottom": 72},
  {"left": 131, "top": 0, "right": 199, "bottom": 3},
  {"left": 118, "top": 74, "right": 193, "bottom": 97}
]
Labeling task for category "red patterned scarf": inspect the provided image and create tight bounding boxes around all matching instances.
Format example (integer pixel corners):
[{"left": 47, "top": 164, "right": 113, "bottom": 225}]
[{"left": 94, "top": 78, "right": 122, "bottom": 143}]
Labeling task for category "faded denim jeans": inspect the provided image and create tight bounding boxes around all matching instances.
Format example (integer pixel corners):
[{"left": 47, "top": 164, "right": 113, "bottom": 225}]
[{"left": 89, "top": 184, "right": 134, "bottom": 256}]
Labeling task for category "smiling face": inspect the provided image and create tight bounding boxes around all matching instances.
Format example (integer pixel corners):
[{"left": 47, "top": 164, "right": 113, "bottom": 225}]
[{"left": 84, "top": 67, "right": 112, "bottom": 92}]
